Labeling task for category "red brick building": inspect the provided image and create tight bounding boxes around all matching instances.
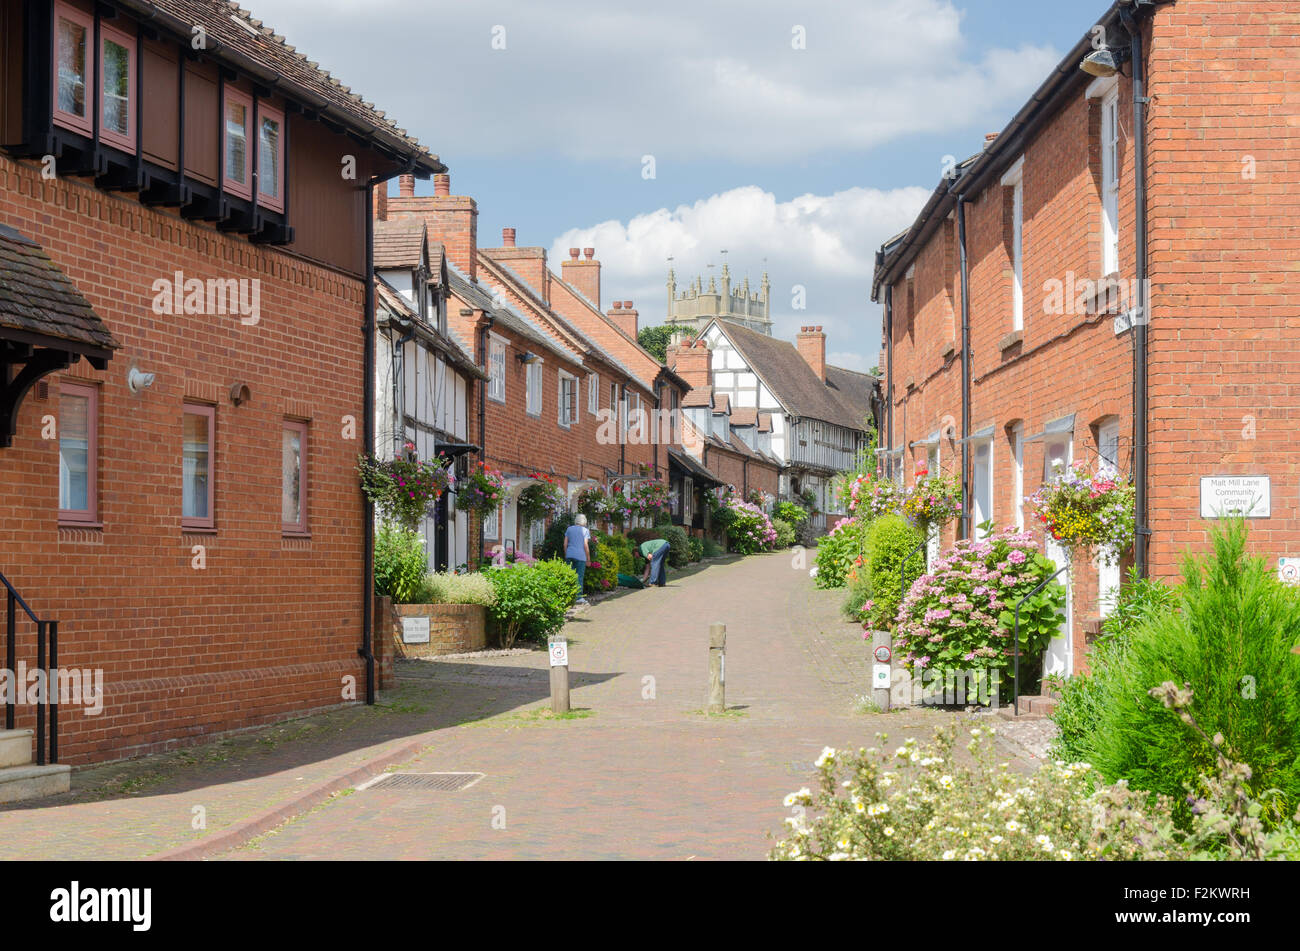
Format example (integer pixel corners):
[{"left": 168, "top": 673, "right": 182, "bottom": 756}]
[
  {"left": 0, "top": 0, "right": 441, "bottom": 770},
  {"left": 872, "top": 0, "right": 1298, "bottom": 676},
  {"left": 381, "top": 175, "right": 691, "bottom": 555}
]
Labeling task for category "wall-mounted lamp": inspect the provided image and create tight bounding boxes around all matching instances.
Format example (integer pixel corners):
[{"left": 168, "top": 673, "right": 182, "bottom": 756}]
[
  {"left": 1079, "top": 46, "right": 1130, "bottom": 78},
  {"left": 229, "top": 381, "right": 252, "bottom": 406},
  {"left": 516, "top": 350, "right": 539, "bottom": 365},
  {"left": 127, "top": 366, "right": 155, "bottom": 394}
]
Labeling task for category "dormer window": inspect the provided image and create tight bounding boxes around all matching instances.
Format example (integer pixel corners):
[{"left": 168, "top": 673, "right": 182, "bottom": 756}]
[
  {"left": 257, "top": 104, "right": 285, "bottom": 211},
  {"left": 53, "top": 2, "right": 93, "bottom": 135},
  {"left": 223, "top": 88, "right": 253, "bottom": 200},
  {"left": 99, "top": 25, "right": 136, "bottom": 153}
]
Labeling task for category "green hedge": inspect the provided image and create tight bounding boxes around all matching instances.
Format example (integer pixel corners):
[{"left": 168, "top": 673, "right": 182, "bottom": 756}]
[
  {"left": 485, "top": 559, "right": 578, "bottom": 647},
  {"left": 812, "top": 518, "right": 867, "bottom": 589},
  {"left": 585, "top": 541, "right": 620, "bottom": 594}
]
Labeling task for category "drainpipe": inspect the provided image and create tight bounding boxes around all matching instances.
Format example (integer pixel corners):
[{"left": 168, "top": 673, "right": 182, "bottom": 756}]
[
  {"left": 1121, "top": 2, "right": 1151, "bottom": 578},
  {"left": 884, "top": 279, "right": 894, "bottom": 477},
  {"left": 956, "top": 196, "right": 972, "bottom": 540},
  {"left": 477, "top": 312, "right": 493, "bottom": 567}
]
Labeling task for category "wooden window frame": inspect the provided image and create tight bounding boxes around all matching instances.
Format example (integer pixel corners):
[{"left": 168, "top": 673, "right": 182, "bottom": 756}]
[
  {"left": 58, "top": 381, "right": 99, "bottom": 525},
  {"left": 181, "top": 402, "right": 216, "bottom": 531},
  {"left": 558, "top": 371, "right": 577, "bottom": 428},
  {"left": 282, "top": 418, "right": 309, "bottom": 536},
  {"left": 52, "top": 1, "right": 94, "bottom": 136},
  {"left": 487, "top": 334, "right": 506, "bottom": 403},
  {"left": 256, "top": 102, "right": 286, "bottom": 212},
  {"left": 222, "top": 86, "right": 254, "bottom": 200},
  {"left": 97, "top": 22, "right": 137, "bottom": 154},
  {"left": 525, "top": 359, "right": 543, "bottom": 418}
]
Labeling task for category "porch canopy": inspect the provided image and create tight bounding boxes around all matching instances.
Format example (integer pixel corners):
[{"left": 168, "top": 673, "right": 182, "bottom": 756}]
[
  {"left": 0, "top": 225, "right": 120, "bottom": 447},
  {"left": 668, "top": 447, "right": 722, "bottom": 488}
]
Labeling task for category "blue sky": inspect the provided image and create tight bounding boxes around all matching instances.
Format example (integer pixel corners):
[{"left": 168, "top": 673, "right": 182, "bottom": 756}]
[{"left": 250, "top": 0, "right": 1109, "bottom": 371}]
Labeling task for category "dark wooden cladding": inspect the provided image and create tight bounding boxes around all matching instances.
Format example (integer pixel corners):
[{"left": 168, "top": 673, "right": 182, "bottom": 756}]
[
  {"left": 183, "top": 61, "right": 218, "bottom": 186},
  {"left": 284, "top": 115, "right": 376, "bottom": 276},
  {"left": 0, "top": 0, "right": 21, "bottom": 145},
  {"left": 141, "top": 40, "right": 178, "bottom": 170}
]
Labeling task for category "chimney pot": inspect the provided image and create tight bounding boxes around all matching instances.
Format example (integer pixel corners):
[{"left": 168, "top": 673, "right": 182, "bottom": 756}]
[
  {"left": 398, "top": 174, "right": 415, "bottom": 198},
  {"left": 502, "top": 227, "right": 516, "bottom": 247},
  {"left": 583, "top": 248, "right": 594, "bottom": 260},
  {"left": 433, "top": 173, "right": 451, "bottom": 196},
  {"left": 612, "top": 301, "right": 623, "bottom": 310},
  {"left": 623, "top": 300, "right": 633, "bottom": 310},
  {"left": 569, "top": 248, "right": 580, "bottom": 260}
]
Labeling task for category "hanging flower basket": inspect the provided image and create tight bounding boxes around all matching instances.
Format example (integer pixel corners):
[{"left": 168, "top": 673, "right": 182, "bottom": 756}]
[
  {"left": 1030, "top": 464, "right": 1135, "bottom": 563},
  {"left": 629, "top": 480, "right": 671, "bottom": 520},
  {"left": 848, "top": 473, "right": 901, "bottom": 520},
  {"left": 576, "top": 485, "right": 613, "bottom": 521},
  {"left": 358, "top": 445, "right": 452, "bottom": 530},
  {"left": 517, "top": 474, "right": 566, "bottom": 525},
  {"left": 455, "top": 461, "right": 507, "bottom": 515},
  {"left": 900, "top": 472, "right": 962, "bottom": 533}
]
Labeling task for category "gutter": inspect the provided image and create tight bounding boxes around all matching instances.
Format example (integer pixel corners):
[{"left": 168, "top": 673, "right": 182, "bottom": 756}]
[{"left": 955, "top": 193, "right": 972, "bottom": 539}]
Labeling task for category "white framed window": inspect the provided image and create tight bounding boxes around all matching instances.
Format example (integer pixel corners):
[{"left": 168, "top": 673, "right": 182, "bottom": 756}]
[
  {"left": 483, "top": 504, "right": 499, "bottom": 540},
  {"left": 558, "top": 371, "right": 577, "bottom": 428},
  {"left": 627, "top": 390, "right": 643, "bottom": 441},
  {"left": 1098, "top": 418, "right": 1120, "bottom": 475},
  {"left": 1044, "top": 434, "right": 1072, "bottom": 484},
  {"left": 1011, "top": 423, "right": 1025, "bottom": 530},
  {"left": 1001, "top": 157, "right": 1024, "bottom": 332},
  {"left": 972, "top": 438, "right": 994, "bottom": 539},
  {"left": 1101, "top": 89, "right": 1121, "bottom": 275},
  {"left": 588, "top": 372, "right": 599, "bottom": 416},
  {"left": 526, "top": 359, "right": 543, "bottom": 416},
  {"left": 487, "top": 335, "right": 506, "bottom": 403}
]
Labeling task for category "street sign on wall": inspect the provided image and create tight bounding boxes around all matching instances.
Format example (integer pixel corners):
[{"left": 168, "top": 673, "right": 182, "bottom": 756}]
[
  {"left": 402, "top": 617, "right": 431, "bottom": 644},
  {"left": 1199, "top": 476, "right": 1270, "bottom": 519}
]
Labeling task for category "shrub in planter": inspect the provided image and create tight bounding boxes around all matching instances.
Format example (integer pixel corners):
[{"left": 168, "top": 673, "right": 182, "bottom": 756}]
[
  {"left": 843, "top": 515, "right": 925, "bottom": 629},
  {"left": 1081, "top": 520, "right": 1300, "bottom": 827},
  {"left": 374, "top": 522, "right": 429, "bottom": 603},
  {"left": 1051, "top": 569, "right": 1178, "bottom": 764},
  {"left": 812, "top": 517, "right": 866, "bottom": 589},
  {"left": 771, "top": 517, "right": 797, "bottom": 549},
  {"left": 585, "top": 541, "right": 620, "bottom": 594},
  {"left": 484, "top": 559, "right": 579, "bottom": 647},
  {"left": 893, "top": 527, "right": 1065, "bottom": 697},
  {"left": 423, "top": 571, "right": 497, "bottom": 607}
]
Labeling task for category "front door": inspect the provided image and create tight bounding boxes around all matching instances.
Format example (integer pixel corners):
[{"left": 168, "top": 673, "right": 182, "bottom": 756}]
[{"left": 1042, "top": 435, "right": 1073, "bottom": 676}]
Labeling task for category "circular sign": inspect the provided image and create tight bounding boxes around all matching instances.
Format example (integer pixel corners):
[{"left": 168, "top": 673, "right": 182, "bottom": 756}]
[{"left": 873, "top": 645, "right": 892, "bottom": 664}]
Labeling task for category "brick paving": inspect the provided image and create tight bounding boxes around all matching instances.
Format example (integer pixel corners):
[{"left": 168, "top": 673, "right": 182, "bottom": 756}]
[{"left": 1, "top": 553, "right": 1035, "bottom": 860}]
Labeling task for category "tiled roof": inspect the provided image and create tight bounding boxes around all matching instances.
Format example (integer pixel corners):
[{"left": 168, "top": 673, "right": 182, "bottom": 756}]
[
  {"left": 824, "top": 364, "right": 876, "bottom": 427},
  {"left": 757, "top": 412, "right": 773, "bottom": 433},
  {"left": 682, "top": 385, "right": 712, "bottom": 408},
  {"left": 668, "top": 447, "right": 721, "bottom": 487},
  {"left": 373, "top": 219, "right": 426, "bottom": 270},
  {"left": 446, "top": 263, "right": 579, "bottom": 365},
  {"left": 730, "top": 407, "right": 759, "bottom": 427},
  {"left": 128, "top": 1, "right": 441, "bottom": 170},
  {"left": 711, "top": 320, "right": 865, "bottom": 430},
  {"left": 0, "top": 224, "right": 120, "bottom": 353},
  {"left": 712, "top": 393, "right": 731, "bottom": 416}
]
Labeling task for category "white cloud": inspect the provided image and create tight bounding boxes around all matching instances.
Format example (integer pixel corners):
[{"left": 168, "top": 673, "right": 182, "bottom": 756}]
[
  {"left": 550, "top": 184, "right": 930, "bottom": 370},
  {"left": 242, "top": 0, "right": 1061, "bottom": 162}
]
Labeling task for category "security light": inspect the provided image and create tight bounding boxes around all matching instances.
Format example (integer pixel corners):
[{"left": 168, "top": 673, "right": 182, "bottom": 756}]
[
  {"left": 516, "top": 350, "right": 539, "bottom": 364},
  {"left": 1080, "top": 46, "right": 1130, "bottom": 77}
]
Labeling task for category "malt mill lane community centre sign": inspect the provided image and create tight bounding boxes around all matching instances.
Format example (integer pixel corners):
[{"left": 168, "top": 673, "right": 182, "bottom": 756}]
[{"left": 1199, "top": 476, "right": 1271, "bottom": 519}]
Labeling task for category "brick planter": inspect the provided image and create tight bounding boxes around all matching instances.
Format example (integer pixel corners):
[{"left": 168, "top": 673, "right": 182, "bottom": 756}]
[{"left": 389, "top": 602, "right": 488, "bottom": 658}]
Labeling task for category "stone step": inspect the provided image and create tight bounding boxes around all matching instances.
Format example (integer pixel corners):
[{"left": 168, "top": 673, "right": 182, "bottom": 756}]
[
  {"left": 0, "top": 762, "right": 71, "bottom": 803},
  {"left": 995, "top": 694, "right": 1059, "bottom": 720},
  {"left": 0, "top": 729, "right": 33, "bottom": 769}
]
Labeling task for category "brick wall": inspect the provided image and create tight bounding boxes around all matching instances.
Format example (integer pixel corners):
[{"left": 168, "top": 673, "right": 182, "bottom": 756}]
[{"left": 0, "top": 155, "right": 367, "bottom": 764}]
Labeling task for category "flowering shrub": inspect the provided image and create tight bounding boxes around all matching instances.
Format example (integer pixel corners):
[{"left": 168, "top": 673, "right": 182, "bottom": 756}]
[
  {"left": 584, "top": 541, "right": 619, "bottom": 594},
  {"left": 894, "top": 528, "right": 1065, "bottom": 693},
  {"left": 770, "top": 688, "right": 1300, "bottom": 861},
  {"left": 900, "top": 473, "right": 962, "bottom": 532},
  {"left": 629, "top": 480, "right": 671, "bottom": 520},
  {"left": 812, "top": 517, "right": 867, "bottom": 589},
  {"left": 517, "top": 473, "right": 566, "bottom": 526},
  {"left": 456, "top": 461, "right": 507, "bottom": 515},
  {"left": 489, "top": 547, "right": 536, "bottom": 567},
  {"left": 847, "top": 515, "right": 925, "bottom": 630},
  {"left": 358, "top": 445, "right": 452, "bottom": 530},
  {"left": 1031, "top": 464, "right": 1135, "bottom": 562},
  {"left": 722, "top": 495, "right": 778, "bottom": 555}
]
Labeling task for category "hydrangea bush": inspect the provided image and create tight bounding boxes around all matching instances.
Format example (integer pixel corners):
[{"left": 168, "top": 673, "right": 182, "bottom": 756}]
[
  {"left": 893, "top": 528, "right": 1065, "bottom": 693},
  {"left": 723, "top": 495, "right": 778, "bottom": 555}
]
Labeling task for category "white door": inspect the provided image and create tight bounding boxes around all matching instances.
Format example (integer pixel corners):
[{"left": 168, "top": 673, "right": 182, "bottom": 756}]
[
  {"left": 1095, "top": 420, "right": 1122, "bottom": 617},
  {"left": 972, "top": 440, "right": 993, "bottom": 538},
  {"left": 925, "top": 435, "right": 941, "bottom": 567},
  {"left": 1042, "top": 435, "right": 1073, "bottom": 676}
]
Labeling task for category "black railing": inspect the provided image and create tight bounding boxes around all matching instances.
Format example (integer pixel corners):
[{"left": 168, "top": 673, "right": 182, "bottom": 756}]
[
  {"left": 1, "top": 571, "right": 58, "bottom": 764},
  {"left": 1011, "top": 563, "right": 1069, "bottom": 717}
]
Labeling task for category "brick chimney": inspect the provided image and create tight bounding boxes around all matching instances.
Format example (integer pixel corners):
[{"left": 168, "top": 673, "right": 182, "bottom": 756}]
[
  {"left": 669, "top": 336, "right": 711, "bottom": 390},
  {"left": 502, "top": 227, "right": 516, "bottom": 247},
  {"left": 796, "top": 325, "right": 826, "bottom": 382},
  {"left": 480, "top": 228, "right": 549, "bottom": 303},
  {"left": 562, "top": 246, "right": 601, "bottom": 309},
  {"left": 386, "top": 171, "right": 479, "bottom": 281},
  {"left": 373, "top": 180, "right": 387, "bottom": 221},
  {"left": 605, "top": 300, "right": 639, "bottom": 339},
  {"left": 398, "top": 174, "right": 416, "bottom": 197}
]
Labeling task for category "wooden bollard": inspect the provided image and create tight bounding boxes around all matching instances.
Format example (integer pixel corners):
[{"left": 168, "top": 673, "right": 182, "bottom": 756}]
[
  {"left": 548, "top": 636, "right": 570, "bottom": 713},
  {"left": 708, "top": 622, "right": 726, "bottom": 713},
  {"left": 871, "top": 629, "right": 892, "bottom": 712}
]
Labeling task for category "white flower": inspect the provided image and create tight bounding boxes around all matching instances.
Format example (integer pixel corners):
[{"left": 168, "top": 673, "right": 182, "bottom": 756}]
[
  {"left": 990, "top": 835, "right": 1004, "bottom": 844},
  {"left": 815, "top": 747, "right": 837, "bottom": 768},
  {"left": 1035, "top": 835, "right": 1054, "bottom": 853},
  {"left": 867, "top": 802, "right": 891, "bottom": 817},
  {"left": 837, "top": 835, "right": 851, "bottom": 850},
  {"left": 883, "top": 826, "right": 895, "bottom": 837},
  {"left": 782, "top": 787, "right": 811, "bottom": 807},
  {"left": 1006, "top": 820, "right": 1021, "bottom": 833},
  {"left": 941, "top": 850, "right": 957, "bottom": 861},
  {"left": 939, "top": 775, "right": 954, "bottom": 790},
  {"left": 970, "top": 727, "right": 982, "bottom": 737},
  {"left": 1059, "top": 849, "right": 1073, "bottom": 861},
  {"left": 854, "top": 800, "right": 866, "bottom": 814},
  {"left": 828, "top": 851, "right": 850, "bottom": 861},
  {"left": 879, "top": 773, "right": 895, "bottom": 788}
]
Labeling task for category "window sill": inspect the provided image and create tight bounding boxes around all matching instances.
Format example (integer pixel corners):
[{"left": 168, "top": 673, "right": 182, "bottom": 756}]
[
  {"left": 58, "top": 519, "right": 102, "bottom": 530},
  {"left": 998, "top": 330, "right": 1024, "bottom": 352},
  {"left": 488, "top": 394, "right": 506, "bottom": 405},
  {"left": 182, "top": 525, "right": 218, "bottom": 535},
  {"left": 282, "top": 531, "right": 311, "bottom": 539}
]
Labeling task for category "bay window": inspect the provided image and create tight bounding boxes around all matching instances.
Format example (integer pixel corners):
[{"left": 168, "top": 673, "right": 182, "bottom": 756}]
[{"left": 223, "top": 88, "right": 254, "bottom": 200}]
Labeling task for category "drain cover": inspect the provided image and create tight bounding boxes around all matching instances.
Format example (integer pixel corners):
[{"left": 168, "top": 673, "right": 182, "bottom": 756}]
[{"left": 360, "top": 772, "right": 484, "bottom": 792}]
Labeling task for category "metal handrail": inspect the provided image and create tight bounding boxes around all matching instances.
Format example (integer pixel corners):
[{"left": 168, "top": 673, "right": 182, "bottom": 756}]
[
  {"left": 899, "top": 539, "right": 927, "bottom": 607},
  {"left": 1, "top": 570, "right": 58, "bottom": 763},
  {"left": 1011, "top": 563, "right": 1070, "bottom": 717}
]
